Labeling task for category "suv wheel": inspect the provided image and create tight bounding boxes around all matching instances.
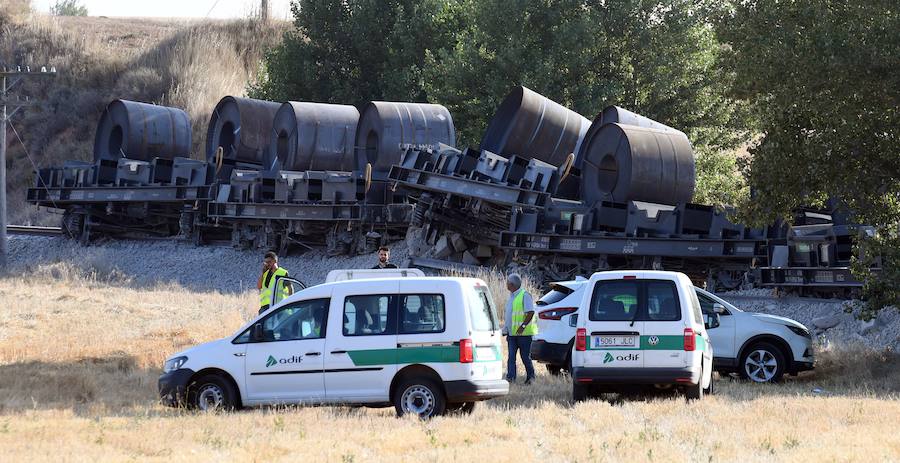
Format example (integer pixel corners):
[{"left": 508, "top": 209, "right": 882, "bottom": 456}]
[
  {"left": 740, "top": 342, "right": 786, "bottom": 383},
  {"left": 394, "top": 377, "right": 446, "bottom": 419},
  {"left": 187, "top": 374, "right": 237, "bottom": 411},
  {"left": 547, "top": 365, "right": 563, "bottom": 376}
]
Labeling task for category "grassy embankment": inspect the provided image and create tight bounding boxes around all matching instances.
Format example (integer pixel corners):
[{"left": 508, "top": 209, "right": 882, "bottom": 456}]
[
  {"left": 0, "top": 264, "right": 898, "bottom": 461},
  {"left": 0, "top": 4, "right": 284, "bottom": 225}
]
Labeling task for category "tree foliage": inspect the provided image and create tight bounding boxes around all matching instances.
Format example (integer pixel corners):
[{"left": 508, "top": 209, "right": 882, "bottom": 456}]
[
  {"left": 253, "top": 1, "right": 750, "bottom": 204},
  {"left": 716, "top": 0, "right": 900, "bottom": 310},
  {"left": 250, "top": 0, "right": 464, "bottom": 106},
  {"left": 51, "top": 0, "right": 88, "bottom": 16}
]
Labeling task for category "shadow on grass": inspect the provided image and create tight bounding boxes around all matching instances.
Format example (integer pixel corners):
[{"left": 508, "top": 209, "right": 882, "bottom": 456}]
[{"left": 0, "top": 355, "right": 161, "bottom": 415}]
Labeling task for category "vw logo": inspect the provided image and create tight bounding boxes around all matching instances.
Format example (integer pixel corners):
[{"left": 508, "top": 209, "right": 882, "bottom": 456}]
[{"left": 648, "top": 336, "right": 659, "bottom": 346}]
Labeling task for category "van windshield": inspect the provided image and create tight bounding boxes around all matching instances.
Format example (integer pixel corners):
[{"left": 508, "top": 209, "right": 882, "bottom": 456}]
[{"left": 468, "top": 285, "right": 498, "bottom": 332}]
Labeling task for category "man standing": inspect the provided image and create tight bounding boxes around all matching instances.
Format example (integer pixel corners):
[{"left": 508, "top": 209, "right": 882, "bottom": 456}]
[
  {"left": 258, "top": 251, "right": 289, "bottom": 314},
  {"left": 504, "top": 273, "right": 537, "bottom": 385},
  {"left": 372, "top": 246, "right": 398, "bottom": 269}
]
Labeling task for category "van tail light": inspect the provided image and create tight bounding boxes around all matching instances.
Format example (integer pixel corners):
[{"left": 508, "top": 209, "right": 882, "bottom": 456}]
[
  {"left": 683, "top": 328, "right": 696, "bottom": 351},
  {"left": 623, "top": 275, "right": 637, "bottom": 279},
  {"left": 459, "top": 339, "right": 474, "bottom": 363},
  {"left": 538, "top": 307, "right": 577, "bottom": 320},
  {"left": 575, "top": 328, "right": 587, "bottom": 351}
]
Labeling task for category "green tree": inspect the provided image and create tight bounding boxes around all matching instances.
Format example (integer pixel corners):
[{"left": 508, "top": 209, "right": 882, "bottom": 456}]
[
  {"left": 51, "top": 0, "right": 88, "bottom": 16},
  {"left": 250, "top": 0, "right": 464, "bottom": 106},
  {"left": 716, "top": 0, "right": 900, "bottom": 310},
  {"left": 253, "top": 0, "right": 750, "bottom": 205},
  {"left": 424, "top": 1, "right": 749, "bottom": 153}
]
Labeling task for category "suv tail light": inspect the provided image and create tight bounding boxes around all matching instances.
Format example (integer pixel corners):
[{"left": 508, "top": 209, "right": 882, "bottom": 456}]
[
  {"left": 575, "top": 328, "right": 587, "bottom": 351},
  {"left": 459, "top": 339, "right": 474, "bottom": 363},
  {"left": 683, "top": 328, "right": 696, "bottom": 351},
  {"left": 538, "top": 307, "right": 577, "bottom": 320}
]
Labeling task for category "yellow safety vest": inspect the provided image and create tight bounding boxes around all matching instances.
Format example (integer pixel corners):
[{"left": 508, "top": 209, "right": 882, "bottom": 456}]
[
  {"left": 511, "top": 290, "right": 538, "bottom": 336},
  {"left": 259, "top": 267, "right": 289, "bottom": 308}
]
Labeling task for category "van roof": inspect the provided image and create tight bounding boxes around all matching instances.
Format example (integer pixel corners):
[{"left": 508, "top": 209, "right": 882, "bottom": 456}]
[{"left": 588, "top": 270, "right": 689, "bottom": 280}]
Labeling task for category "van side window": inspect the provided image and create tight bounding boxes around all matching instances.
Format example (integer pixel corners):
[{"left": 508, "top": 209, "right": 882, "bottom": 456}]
[
  {"left": 399, "top": 294, "right": 445, "bottom": 334},
  {"left": 234, "top": 298, "right": 329, "bottom": 344},
  {"left": 645, "top": 281, "right": 680, "bottom": 321},
  {"left": 589, "top": 281, "right": 639, "bottom": 321},
  {"left": 344, "top": 295, "right": 396, "bottom": 336}
]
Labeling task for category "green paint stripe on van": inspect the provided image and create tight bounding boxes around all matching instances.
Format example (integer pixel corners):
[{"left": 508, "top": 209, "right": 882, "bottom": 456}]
[
  {"left": 586, "top": 334, "right": 707, "bottom": 351},
  {"left": 347, "top": 344, "right": 502, "bottom": 366}
]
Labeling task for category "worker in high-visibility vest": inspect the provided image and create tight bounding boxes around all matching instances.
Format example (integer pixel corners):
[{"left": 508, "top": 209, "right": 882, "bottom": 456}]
[
  {"left": 503, "top": 273, "right": 537, "bottom": 385},
  {"left": 258, "top": 251, "right": 290, "bottom": 314}
]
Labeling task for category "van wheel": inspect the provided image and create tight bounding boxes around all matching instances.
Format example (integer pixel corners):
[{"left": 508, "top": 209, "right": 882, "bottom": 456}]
[
  {"left": 685, "top": 366, "right": 704, "bottom": 401},
  {"left": 394, "top": 377, "right": 446, "bottom": 419},
  {"left": 704, "top": 370, "right": 715, "bottom": 395},
  {"left": 446, "top": 402, "right": 476, "bottom": 414},
  {"left": 187, "top": 374, "right": 237, "bottom": 411},
  {"left": 740, "top": 342, "right": 786, "bottom": 383},
  {"left": 573, "top": 382, "right": 589, "bottom": 402}
]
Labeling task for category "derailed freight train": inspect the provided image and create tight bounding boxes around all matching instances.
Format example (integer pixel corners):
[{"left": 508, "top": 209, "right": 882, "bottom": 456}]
[
  {"left": 26, "top": 88, "right": 875, "bottom": 295},
  {"left": 29, "top": 96, "right": 455, "bottom": 255}
]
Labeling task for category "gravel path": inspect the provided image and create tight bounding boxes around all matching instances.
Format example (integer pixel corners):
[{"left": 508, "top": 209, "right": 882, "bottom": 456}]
[
  {"left": 7, "top": 234, "right": 899, "bottom": 351},
  {"left": 7, "top": 235, "right": 411, "bottom": 293}
]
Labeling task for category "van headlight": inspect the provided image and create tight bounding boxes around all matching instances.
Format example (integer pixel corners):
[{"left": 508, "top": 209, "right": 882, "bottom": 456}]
[{"left": 163, "top": 356, "right": 188, "bottom": 373}]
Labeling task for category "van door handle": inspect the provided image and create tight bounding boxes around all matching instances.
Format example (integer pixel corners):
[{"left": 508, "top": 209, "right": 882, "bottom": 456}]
[
  {"left": 305, "top": 352, "right": 321, "bottom": 356},
  {"left": 233, "top": 353, "right": 245, "bottom": 357},
  {"left": 330, "top": 350, "right": 347, "bottom": 354}
]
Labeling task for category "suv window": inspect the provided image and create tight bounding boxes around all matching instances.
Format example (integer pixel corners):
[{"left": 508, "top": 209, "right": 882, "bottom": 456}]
[
  {"left": 234, "top": 298, "right": 329, "bottom": 344},
  {"left": 344, "top": 294, "right": 396, "bottom": 336},
  {"left": 468, "top": 285, "right": 498, "bottom": 332},
  {"left": 588, "top": 280, "right": 681, "bottom": 322},
  {"left": 536, "top": 285, "right": 575, "bottom": 306},
  {"left": 399, "top": 294, "right": 445, "bottom": 334}
]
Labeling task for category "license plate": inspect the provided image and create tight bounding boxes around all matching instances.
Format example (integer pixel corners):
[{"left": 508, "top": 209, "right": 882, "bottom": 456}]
[
  {"left": 593, "top": 336, "right": 637, "bottom": 348},
  {"left": 476, "top": 347, "right": 496, "bottom": 361}
]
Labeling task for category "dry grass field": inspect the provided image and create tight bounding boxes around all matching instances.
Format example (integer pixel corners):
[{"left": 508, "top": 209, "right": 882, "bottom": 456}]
[{"left": 1, "top": 264, "right": 899, "bottom": 462}]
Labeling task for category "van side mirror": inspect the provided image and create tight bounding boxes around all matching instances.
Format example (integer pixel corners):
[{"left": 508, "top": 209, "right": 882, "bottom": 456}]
[
  {"left": 712, "top": 303, "right": 727, "bottom": 314},
  {"left": 704, "top": 312, "right": 720, "bottom": 330},
  {"left": 251, "top": 323, "right": 264, "bottom": 342}
]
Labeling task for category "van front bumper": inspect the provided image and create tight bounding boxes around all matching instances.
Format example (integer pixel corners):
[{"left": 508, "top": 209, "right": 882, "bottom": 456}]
[
  {"left": 158, "top": 368, "right": 195, "bottom": 406},
  {"left": 573, "top": 367, "right": 700, "bottom": 385},
  {"left": 444, "top": 379, "right": 509, "bottom": 402}
]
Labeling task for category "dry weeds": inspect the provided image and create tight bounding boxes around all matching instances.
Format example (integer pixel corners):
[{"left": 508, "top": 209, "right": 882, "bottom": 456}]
[
  {"left": 0, "top": 265, "right": 899, "bottom": 461},
  {"left": 0, "top": 10, "right": 285, "bottom": 225}
]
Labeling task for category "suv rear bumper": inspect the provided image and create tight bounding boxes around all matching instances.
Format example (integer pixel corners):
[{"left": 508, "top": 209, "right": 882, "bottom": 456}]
[
  {"left": 158, "top": 368, "right": 195, "bottom": 406},
  {"left": 530, "top": 339, "right": 570, "bottom": 366},
  {"left": 444, "top": 379, "right": 509, "bottom": 402},
  {"left": 572, "top": 366, "right": 700, "bottom": 385}
]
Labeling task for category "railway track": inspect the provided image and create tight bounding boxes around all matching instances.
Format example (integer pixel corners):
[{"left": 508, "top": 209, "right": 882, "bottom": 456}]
[{"left": 6, "top": 225, "right": 64, "bottom": 236}]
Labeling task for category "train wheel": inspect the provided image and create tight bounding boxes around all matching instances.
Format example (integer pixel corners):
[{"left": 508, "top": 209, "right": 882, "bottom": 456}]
[{"left": 61, "top": 210, "right": 84, "bottom": 240}]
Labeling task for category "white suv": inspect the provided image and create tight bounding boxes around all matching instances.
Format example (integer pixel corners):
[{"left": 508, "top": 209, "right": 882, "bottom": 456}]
[
  {"left": 159, "top": 277, "right": 508, "bottom": 418},
  {"left": 571, "top": 271, "right": 715, "bottom": 400},
  {"left": 532, "top": 280, "right": 814, "bottom": 383}
]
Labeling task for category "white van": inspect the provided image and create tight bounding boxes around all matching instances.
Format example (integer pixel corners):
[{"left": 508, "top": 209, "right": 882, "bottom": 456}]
[
  {"left": 158, "top": 277, "right": 507, "bottom": 418},
  {"left": 571, "top": 271, "right": 715, "bottom": 400}
]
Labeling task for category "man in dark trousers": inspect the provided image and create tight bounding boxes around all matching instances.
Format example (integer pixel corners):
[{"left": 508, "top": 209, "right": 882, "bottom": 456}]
[
  {"left": 258, "top": 251, "right": 289, "bottom": 314},
  {"left": 372, "top": 246, "right": 398, "bottom": 269},
  {"left": 504, "top": 273, "right": 537, "bottom": 385}
]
